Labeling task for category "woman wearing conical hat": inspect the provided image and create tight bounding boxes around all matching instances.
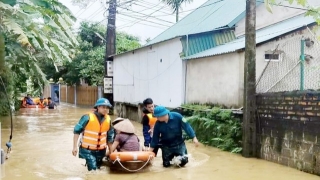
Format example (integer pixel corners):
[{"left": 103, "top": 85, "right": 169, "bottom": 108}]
[{"left": 110, "top": 118, "right": 140, "bottom": 152}]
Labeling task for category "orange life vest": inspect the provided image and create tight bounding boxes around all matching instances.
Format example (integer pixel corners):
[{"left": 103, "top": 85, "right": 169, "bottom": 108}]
[
  {"left": 38, "top": 101, "right": 46, "bottom": 108},
  {"left": 146, "top": 113, "right": 157, "bottom": 127},
  {"left": 81, "top": 113, "right": 111, "bottom": 150}
]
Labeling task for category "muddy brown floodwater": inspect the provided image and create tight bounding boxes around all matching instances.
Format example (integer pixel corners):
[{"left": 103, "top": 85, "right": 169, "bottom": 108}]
[{"left": 0, "top": 104, "right": 319, "bottom": 180}]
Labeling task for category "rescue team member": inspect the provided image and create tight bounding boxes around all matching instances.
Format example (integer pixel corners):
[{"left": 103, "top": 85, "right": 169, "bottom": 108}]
[
  {"left": 36, "top": 97, "right": 46, "bottom": 108},
  {"left": 26, "top": 94, "right": 35, "bottom": 105},
  {"left": 142, "top": 98, "right": 160, "bottom": 156},
  {"left": 149, "top": 106, "right": 199, "bottom": 168},
  {"left": 72, "top": 98, "right": 115, "bottom": 171},
  {"left": 47, "top": 97, "right": 57, "bottom": 109}
]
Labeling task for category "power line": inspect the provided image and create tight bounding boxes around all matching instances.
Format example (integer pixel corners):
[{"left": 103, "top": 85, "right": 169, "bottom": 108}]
[
  {"left": 117, "top": 12, "right": 170, "bottom": 27},
  {"left": 118, "top": 6, "right": 174, "bottom": 24},
  {"left": 86, "top": 6, "right": 105, "bottom": 19},
  {"left": 74, "top": 0, "right": 99, "bottom": 18},
  {"left": 116, "top": 16, "right": 167, "bottom": 30},
  {"left": 137, "top": 0, "right": 175, "bottom": 12},
  {"left": 132, "top": 1, "right": 174, "bottom": 15}
]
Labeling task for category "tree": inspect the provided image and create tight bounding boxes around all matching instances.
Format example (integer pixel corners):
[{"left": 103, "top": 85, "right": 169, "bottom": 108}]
[
  {"left": 0, "top": 0, "right": 77, "bottom": 114},
  {"left": 46, "top": 22, "right": 141, "bottom": 86},
  {"left": 161, "top": 0, "right": 193, "bottom": 22}
]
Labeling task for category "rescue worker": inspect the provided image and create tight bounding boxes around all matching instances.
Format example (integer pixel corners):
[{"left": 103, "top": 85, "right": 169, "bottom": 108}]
[
  {"left": 36, "top": 97, "right": 46, "bottom": 108},
  {"left": 72, "top": 98, "right": 115, "bottom": 171},
  {"left": 26, "top": 94, "right": 35, "bottom": 105},
  {"left": 47, "top": 97, "right": 57, "bottom": 109},
  {"left": 142, "top": 98, "right": 160, "bottom": 156},
  {"left": 149, "top": 106, "right": 199, "bottom": 168}
]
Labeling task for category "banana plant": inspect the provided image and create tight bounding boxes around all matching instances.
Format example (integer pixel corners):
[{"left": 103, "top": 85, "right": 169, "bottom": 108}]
[
  {"left": 0, "top": 0, "right": 78, "bottom": 113},
  {"left": 0, "top": 0, "right": 78, "bottom": 80}
]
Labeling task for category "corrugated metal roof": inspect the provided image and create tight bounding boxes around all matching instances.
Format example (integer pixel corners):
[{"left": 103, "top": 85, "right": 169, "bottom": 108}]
[
  {"left": 180, "top": 30, "right": 236, "bottom": 56},
  {"left": 145, "top": 0, "right": 247, "bottom": 46},
  {"left": 183, "top": 14, "right": 316, "bottom": 60}
]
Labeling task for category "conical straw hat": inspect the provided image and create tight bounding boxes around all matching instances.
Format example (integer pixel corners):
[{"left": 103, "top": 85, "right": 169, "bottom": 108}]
[
  {"left": 112, "top": 117, "right": 125, "bottom": 126},
  {"left": 114, "top": 119, "right": 135, "bottom": 133}
]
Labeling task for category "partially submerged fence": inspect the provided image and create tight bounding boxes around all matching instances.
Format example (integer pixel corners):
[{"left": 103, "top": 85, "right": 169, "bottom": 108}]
[{"left": 44, "top": 84, "right": 103, "bottom": 106}]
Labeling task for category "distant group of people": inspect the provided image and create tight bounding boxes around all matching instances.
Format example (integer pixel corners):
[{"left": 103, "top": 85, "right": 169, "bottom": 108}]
[
  {"left": 21, "top": 94, "right": 57, "bottom": 109},
  {"left": 72, "top": 97, "right": 199, "bottom": 171}
]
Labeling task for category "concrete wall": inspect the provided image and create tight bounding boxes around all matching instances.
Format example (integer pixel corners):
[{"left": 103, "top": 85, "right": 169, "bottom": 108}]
[
  {"left": 235, "top": 0, "right": 320, "bottom": 37},
  {"left": 114, "top": 102, "right": 143, "bottom": 122},
  {"left": 186, "top": 52, "right": 244, "bottom": 107},
  {"left": 113, "top": 38, "right": 184, "bottom": 108},
  {"left": 256, "top": 91, "right": 320, "bottom": 175}
]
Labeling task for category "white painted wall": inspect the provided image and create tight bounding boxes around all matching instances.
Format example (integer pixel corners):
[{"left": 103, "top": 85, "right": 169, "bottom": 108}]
[
  {"left": 235, "top": 0, "right": 320, "bottom": 37},
  {"left": 186, "top": 53, "right": 244, "bottom": 107},
  {"left": 113, "top": 38, "right": 184, "bottom": 108},
  {"left": 186, "top": 27, "right": 320, "bottom": 107}
]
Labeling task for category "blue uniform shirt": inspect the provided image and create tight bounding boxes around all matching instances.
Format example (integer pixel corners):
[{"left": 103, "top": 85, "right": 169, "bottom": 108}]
[
  {"left": 26, "top": 98, "right": 34, "bottom": 105},
  {"left": 150, "top": 112, "right": 195, "bottom": 148},
  {"left": 73, "top": 112, "right": 114, "bottom": 143}
]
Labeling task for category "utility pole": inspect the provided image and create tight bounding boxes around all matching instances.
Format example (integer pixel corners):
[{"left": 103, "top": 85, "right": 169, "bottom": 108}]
[
  {"left": 242, "top": 0, "right": 257, "bottom": 158},
  {"left": 104, "top": 0, "right": 117, "bottom": 106}
]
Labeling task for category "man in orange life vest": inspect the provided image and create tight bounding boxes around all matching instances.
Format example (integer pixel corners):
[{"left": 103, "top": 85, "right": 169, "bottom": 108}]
[
  {"left": 72, "top": 98, "right": 114, "bottom": 171},
  {"left": 36, "top": 97, "right": 46, "bottom": 108},
  {"left": 142, "top": 98, "right": 161, "bottom": 155}
]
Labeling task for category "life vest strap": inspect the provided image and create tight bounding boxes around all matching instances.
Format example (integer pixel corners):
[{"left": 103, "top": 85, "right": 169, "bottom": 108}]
[
  {"left": 81, "top": 142, "right": 107, "bottom": 150},
  {"left": 82, "top": 136, "right": 106, "bottom": 142},
  {"left": 84, "top": 130, "right": 107, "bottom": 136}
]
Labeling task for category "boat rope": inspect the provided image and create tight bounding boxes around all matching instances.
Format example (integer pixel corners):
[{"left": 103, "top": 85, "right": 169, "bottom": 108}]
[{"left": 112, "top": 155, "right": 152, "bottom": 172}]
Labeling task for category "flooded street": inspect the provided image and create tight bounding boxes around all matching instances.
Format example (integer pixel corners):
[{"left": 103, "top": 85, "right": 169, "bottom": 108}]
[{"left": 0, "top": 105, "right": 319, "bottom": 180}]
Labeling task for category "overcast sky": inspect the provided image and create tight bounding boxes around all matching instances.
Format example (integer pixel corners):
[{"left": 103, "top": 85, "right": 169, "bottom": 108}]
[{"left": 60, "top": 0, "right": 208, "bottom": 44}]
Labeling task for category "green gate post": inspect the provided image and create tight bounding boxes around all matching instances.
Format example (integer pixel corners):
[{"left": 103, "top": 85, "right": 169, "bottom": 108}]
[{"left": 300, "top": 38, "right": 305, "bottom": 91}]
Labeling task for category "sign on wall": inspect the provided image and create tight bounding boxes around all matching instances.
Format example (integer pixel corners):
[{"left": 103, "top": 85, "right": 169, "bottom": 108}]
[
  {"left": 106, "top": 61, "right": 113, "bottom": 77},
  {"left": 104, "top": 77, "right": 113, "bottom": 93}
]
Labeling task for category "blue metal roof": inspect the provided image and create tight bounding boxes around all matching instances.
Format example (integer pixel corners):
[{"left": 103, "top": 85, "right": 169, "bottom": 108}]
[
  {"left": 145, "top": 0, "right": 249, "bottom": 46},
  {"left": 183, "top": 14, "right": 316, "bottom": 60}
]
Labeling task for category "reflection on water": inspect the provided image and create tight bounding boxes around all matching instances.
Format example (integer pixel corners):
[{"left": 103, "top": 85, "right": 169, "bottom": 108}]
[{"left": 0, "top": 105, "right": 319, "bottom": 180}]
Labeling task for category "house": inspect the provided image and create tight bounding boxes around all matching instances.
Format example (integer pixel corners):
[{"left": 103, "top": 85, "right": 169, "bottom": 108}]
[
  {"left": 184, "top": 14, "right": 318, "bottom": 107},
  {"left": 112, "top": 0, "right": 320, "bottom": 119}
]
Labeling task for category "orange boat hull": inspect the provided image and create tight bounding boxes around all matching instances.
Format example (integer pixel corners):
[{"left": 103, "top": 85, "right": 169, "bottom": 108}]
[{"left": 109, "top": 151, "right": 155, "bottom": 162}]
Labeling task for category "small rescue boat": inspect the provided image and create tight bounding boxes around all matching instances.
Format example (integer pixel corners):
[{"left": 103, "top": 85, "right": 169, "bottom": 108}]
[
  {"left": 20, "top": 105, "right": 46, "bottom": 109},
  {"left": 108, "top": 151, "right": 155, "bottom": 172}
]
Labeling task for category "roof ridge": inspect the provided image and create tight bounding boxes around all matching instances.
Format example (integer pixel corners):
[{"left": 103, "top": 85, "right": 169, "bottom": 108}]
[{"left": 144, "top": 0, "right": 230, "bottom": 46}]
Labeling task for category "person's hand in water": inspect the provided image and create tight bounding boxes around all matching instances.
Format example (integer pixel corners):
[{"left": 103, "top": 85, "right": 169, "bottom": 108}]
[
  {"left": 193, "top": 137, "right": 199, "bottom": 147},
  {"left": 72, "top": 147, "right": 78, "bottom": 156}
]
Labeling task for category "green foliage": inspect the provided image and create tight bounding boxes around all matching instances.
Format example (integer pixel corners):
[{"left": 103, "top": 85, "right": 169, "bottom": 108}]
[
  {"left": 181, "top": 103, "right": 210, "bottom": 116},
  {"left": 45, "top": 21, "right": 141, "bottom": 86},
  {"left": 184, "top": 104, "right": 242, "bottom": 153},
  {"left": 0, "top": 0, "right": 77, "bottom": 114},
  {"left": 264, "top": 0, "right": 319, "bottom": 22},
  {"left": 116, "top": 32, "right": 141, "bottom": 54}
]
